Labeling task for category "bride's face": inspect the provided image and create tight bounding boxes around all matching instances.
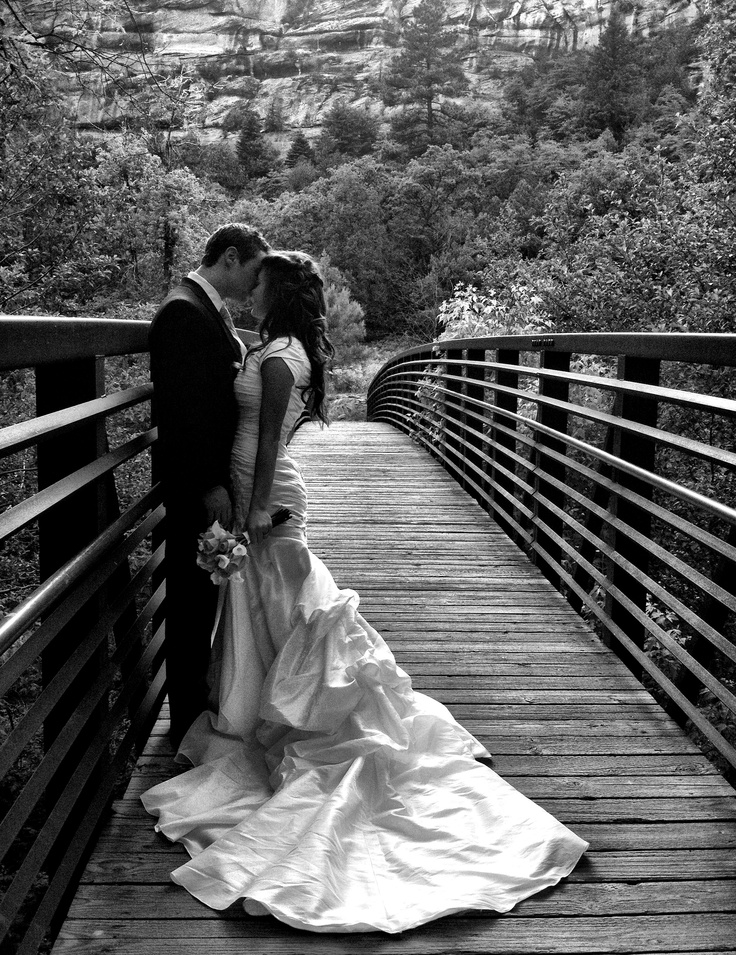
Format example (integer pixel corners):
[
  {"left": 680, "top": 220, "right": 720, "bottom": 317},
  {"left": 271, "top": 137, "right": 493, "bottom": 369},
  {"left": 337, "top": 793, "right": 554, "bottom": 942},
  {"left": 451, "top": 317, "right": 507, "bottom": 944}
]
[{"left": 249, "top": 271, "right": 268, "bottom": 320}]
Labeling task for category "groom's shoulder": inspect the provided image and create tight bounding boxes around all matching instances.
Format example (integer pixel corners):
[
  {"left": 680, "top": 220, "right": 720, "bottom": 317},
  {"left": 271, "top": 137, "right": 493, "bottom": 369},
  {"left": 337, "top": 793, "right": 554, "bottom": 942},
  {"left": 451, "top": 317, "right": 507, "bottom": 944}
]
[
  {"left": 150, "top": 279, "right": 211, "bottom": 340},
  {"left": 155, "top": 278, "right": 207, "bottom": 318}
]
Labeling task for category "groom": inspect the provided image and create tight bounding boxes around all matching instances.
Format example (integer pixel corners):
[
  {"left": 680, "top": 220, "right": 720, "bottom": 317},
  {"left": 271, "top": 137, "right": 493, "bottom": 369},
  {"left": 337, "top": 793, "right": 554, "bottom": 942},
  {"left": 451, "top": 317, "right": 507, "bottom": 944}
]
[{"left": 150, "top": 222, "right": 270, "bottom": 745}]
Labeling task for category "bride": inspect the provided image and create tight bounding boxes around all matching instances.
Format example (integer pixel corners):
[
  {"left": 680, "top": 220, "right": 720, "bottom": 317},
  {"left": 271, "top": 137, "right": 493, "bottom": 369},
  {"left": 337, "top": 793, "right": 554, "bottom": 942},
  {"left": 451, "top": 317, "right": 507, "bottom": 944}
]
[{"left": 141, "top": 250, "right": 588, "bottom": 934}]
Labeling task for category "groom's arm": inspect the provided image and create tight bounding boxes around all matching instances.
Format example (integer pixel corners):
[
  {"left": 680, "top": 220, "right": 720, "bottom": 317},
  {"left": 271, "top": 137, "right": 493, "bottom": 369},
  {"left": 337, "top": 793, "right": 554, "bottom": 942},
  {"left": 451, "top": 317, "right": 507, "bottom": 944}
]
[{"left": 150, "top": 301, "right": 234, "bottom": 514}]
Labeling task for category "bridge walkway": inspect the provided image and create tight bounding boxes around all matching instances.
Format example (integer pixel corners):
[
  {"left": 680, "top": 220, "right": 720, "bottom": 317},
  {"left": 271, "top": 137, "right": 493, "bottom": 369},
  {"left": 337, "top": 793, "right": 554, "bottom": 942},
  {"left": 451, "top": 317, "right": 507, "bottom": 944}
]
[{"left": 52, "top": 422, "right": 736, "bottom": 954}]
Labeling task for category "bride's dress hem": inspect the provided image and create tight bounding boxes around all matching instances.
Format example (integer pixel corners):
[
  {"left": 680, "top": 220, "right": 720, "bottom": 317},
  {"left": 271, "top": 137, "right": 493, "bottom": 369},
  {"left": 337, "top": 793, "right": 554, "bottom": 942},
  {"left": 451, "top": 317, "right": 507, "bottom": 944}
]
[{"left": 156, "top": 837, "right": 587, "bottom": 935}]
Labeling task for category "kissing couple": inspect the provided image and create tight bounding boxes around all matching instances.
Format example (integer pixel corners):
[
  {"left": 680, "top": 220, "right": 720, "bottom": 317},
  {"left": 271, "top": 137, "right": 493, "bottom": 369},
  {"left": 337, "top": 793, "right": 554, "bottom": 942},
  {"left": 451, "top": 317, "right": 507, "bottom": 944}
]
[{"left": 143, "top": 222, "right": 588, "bottom": 934}]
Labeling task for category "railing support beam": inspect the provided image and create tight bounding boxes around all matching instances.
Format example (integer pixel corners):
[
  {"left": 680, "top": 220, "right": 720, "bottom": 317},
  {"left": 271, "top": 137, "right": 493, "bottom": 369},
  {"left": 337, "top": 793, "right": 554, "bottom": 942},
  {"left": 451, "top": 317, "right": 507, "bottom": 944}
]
[
  {"left": 444, "top": 348, "right": 465, "bottom": 480},
  {"left": 531, "top": 350, "right": 571, "bottom": 589},
  {"left": 464, "top": 348, "right": 488, "bottom": 505},
  {"left": 491, "top": 349, "right": 520, "bottom": 542},
  {"left": 36, "top": 359, "right": 110, "bottom": 745},
  {"left": 606, "top": 355, "right": 661, "bottom": 679}
]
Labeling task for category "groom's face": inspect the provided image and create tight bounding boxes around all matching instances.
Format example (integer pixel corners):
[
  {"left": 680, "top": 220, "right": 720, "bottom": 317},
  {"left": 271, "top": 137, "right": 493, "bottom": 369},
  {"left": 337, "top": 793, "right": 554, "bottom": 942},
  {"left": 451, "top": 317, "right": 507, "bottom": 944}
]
[{"left": 225, "top": 249, "right": 266, "bottom": 302}]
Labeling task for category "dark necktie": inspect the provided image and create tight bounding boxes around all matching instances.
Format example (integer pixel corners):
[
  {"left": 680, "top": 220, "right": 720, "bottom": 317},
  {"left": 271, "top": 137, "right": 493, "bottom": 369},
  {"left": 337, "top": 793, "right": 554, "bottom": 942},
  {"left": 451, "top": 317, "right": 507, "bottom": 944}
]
[{"left": 219, "top": 303, "right": 246, "bottom": 364}]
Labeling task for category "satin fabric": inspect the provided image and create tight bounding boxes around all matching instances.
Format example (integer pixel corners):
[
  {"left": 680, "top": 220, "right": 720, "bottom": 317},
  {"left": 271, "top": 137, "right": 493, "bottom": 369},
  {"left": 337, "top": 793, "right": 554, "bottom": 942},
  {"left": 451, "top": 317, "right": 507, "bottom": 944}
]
[{"left": 141, "top": 337, "right": 589, "bottom": 933}]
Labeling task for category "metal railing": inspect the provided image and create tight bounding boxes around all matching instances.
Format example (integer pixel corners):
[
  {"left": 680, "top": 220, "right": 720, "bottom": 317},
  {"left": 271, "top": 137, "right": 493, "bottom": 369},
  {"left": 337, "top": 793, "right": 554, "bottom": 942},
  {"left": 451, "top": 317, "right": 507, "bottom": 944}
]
[
  {"left": 0, "top": 317, "right": 256, "bottom": 954},
  {"left": 368, "top": 332, "right": 736, "bottom": 776},
  {"left": 0, "top": 317, "right": 162, "bottom": 954}
]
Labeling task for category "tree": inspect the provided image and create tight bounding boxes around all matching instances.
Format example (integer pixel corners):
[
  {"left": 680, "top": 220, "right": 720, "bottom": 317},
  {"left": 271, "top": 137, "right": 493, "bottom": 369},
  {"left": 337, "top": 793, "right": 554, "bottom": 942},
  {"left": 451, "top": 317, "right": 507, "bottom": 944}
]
[
  {"left": 0, "top": 43, "right": 230, "bottom": 313},
  {"left": 236, "top": 106, "right": 277, "bottom": 180},
  {"left": 88, "top": 136, "right": 222, "bottom": 301},
  {"left": 285, "top": 131, "right": 315, "bottom": 167},
  {"left": 317, "top": 101, "right": 379, "bottom": 158},
  {"left": 0, "top": 53, "right": 105, "bottom": 312},
  {"left": 382, "top": 0, "right": 468, "bottom": 149},
  {"left": 316, "top": 253, "right": 366, "bottom": 360},
  {"left": 581, "top": 4, "right": 645, "bottom": 143},
  {"left": 634, "top": 20, "right": 700, "bottom": 106},
  {"left": 195, "top": 141, "right": 246, "bottom": 190}
]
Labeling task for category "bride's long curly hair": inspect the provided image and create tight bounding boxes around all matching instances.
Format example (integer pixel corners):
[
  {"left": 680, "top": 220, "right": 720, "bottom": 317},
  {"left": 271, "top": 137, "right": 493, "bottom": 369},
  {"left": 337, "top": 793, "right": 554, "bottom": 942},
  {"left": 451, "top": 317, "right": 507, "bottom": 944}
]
[{"left": 254, "top": 251, "right": 335, "bottom": 425}]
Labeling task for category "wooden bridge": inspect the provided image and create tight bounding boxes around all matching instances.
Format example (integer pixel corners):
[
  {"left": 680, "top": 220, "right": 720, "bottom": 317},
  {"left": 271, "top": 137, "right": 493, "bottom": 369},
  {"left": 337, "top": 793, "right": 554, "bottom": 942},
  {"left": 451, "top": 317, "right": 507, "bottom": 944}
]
[{"left": 1, "top": 321, "right": 736, "bottom": 954}]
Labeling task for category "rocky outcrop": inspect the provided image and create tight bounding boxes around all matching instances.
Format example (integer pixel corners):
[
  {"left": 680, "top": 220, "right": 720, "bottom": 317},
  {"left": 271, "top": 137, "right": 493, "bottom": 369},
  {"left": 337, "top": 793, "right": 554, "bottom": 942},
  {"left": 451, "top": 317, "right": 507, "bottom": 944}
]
[{"left": 19, "top": 0, "right": 705, "bottom": 131}]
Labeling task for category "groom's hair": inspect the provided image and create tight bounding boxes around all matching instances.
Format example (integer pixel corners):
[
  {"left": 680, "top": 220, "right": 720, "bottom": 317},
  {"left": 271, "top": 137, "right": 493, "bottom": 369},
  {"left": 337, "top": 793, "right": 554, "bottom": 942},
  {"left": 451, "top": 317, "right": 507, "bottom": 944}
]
[{"left": 201, "top": 223, "right": 270, "bottom": 266}]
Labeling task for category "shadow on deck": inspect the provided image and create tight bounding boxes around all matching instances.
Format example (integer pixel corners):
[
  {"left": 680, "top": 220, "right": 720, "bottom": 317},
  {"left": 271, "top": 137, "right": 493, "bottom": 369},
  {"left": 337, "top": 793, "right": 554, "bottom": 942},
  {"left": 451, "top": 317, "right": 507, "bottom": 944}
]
[{"left": 52, "top": 423, "right": 736, "bottom": 955}]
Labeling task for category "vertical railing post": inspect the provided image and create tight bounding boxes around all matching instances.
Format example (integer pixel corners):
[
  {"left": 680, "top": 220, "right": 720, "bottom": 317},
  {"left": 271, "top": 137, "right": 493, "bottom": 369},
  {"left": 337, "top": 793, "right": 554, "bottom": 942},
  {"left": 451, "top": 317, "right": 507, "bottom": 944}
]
[
  {"left": 605, "top": 355, "right": 661, "bottom": 677},
  {"left": 531, "top": 350, "right": 571, "bottom": 588},
  {"left": 444, "top": 348, "right": 465, "bottom": 478},
  {"left": 403, "top": 353, "right": 421, "bottom": 431},
  {"left": 490, "top": 348, "right": 520, "bottom": 541},
  {"left": 464, "top": 348, "right": 487, "bottom": 504},
  {"left": 674, "top": 524, "right": 736, "bottom": 712},
  {"left": 568, "top": 424, "right": 616, "bottom": 615},
  {"left": 36, "top": 357, "right": 109, "bottom": 748},
  {"left": 36, "top": 355, "right": 112, "bottom": 893},
  {"left": 392, "top": 357, "right": 404, "bottom": 427}
]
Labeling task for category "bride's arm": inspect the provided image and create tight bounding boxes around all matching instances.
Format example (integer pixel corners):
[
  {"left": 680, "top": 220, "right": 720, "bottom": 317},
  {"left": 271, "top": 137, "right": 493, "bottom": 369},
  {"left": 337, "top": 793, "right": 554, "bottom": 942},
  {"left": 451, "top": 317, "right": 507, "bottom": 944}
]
[{"left": 246, "top": 356, "right": 294, "bottom": 544}]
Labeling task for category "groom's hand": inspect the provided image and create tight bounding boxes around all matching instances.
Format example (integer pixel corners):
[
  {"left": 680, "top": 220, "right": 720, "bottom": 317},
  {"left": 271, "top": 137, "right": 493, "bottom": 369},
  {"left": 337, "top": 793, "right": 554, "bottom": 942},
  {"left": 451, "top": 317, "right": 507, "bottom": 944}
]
[{"left": 203, "top": 485, "right": 233, "bottom": 529}]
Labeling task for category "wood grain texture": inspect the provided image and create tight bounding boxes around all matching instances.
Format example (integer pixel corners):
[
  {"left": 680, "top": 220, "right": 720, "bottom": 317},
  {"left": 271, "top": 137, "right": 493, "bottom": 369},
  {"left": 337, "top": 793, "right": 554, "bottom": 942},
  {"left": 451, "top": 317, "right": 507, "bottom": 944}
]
[{"left": 51, "top": 422, "right": 736, "bottom": 955}]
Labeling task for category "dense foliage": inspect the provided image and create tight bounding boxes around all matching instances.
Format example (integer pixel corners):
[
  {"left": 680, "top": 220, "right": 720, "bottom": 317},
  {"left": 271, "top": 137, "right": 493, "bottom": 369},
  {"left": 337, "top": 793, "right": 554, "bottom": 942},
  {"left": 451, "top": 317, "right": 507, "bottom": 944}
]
[{"left": 3, "top": 1, "right": 733, "bottom": 345}]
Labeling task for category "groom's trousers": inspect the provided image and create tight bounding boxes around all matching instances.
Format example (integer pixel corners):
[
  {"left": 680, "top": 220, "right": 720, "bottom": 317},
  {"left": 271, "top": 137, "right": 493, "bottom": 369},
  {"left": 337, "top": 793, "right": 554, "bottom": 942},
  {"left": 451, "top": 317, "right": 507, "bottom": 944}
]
[{"left": 162, "top": 508, "right": 219, "bottom": 744}]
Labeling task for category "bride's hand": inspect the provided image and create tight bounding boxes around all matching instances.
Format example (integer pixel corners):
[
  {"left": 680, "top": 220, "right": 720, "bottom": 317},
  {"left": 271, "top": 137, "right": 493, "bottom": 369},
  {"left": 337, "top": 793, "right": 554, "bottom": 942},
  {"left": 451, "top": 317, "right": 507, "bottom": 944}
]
[{"left": 246, "top": 506, "right": 272, "bottom": 545}]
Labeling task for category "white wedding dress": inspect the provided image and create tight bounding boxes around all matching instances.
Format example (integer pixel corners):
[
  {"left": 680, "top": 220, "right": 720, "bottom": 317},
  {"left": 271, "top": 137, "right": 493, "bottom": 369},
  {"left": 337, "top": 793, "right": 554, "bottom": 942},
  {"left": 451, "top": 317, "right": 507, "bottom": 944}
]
[{"left": 141, "top": 336, "right": 589, "bottom": 934}]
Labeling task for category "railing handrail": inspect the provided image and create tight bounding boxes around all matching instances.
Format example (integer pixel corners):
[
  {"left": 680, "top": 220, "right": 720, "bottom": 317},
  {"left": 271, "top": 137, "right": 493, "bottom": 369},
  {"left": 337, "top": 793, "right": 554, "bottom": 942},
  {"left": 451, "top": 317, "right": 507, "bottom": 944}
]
[
  {"left": 0, "top": 316, "right": 152, "bottom": 369},
  {"left": 370, "top": 332, "right": 736, "bottom": 386},
  {"left": 0, "top": 315, "right": 261, "bottom": 370}
]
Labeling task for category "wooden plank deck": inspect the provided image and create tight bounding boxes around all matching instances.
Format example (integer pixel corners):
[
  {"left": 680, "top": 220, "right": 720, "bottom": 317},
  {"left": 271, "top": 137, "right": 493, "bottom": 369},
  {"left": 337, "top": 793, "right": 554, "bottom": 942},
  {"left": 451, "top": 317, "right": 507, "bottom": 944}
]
[{"left": 53, "top": 421, "right": 736, "bottom": 954}]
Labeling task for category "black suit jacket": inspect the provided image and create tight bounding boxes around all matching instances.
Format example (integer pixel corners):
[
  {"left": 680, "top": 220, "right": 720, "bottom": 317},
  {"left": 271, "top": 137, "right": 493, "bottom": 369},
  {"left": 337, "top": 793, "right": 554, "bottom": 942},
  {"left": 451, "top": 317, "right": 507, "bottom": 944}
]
[{"left": 149, "top": 278, "right": 242, "bottom": 518}]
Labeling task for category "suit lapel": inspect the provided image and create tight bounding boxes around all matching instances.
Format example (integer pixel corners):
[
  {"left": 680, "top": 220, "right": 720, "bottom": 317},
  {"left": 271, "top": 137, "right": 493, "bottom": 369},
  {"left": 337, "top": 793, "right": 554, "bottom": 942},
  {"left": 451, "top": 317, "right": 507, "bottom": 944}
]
[{"left": 180, "top": 277, "right": 244, "bottom": 362}]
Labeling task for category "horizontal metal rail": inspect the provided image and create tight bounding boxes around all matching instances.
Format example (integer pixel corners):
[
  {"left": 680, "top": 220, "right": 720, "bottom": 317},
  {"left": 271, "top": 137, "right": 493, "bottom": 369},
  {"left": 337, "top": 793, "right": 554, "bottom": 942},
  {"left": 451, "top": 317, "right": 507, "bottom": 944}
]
[
  {"left": 0, "top": 486, "right": 161, "bottom": 658},
  {"left": 0, "top": 384, "right": 154, "bottom": 456},
  {"left": 0, "top": 429, "right": 157, "bottom": 541},
  {"left": 371, "top": 355, "right": 736, "bottom": 418},
  {"left": 368, "top": 333, "right": 736, "bottom": 774}
]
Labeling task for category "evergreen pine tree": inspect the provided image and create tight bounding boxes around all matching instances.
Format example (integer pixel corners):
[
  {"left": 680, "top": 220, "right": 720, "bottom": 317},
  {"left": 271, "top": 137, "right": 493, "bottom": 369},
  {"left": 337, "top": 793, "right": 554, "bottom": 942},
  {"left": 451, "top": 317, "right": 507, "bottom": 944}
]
[
  {"left": 236, "top": 107, "right": 275, "bottom": 179},
  {"left": 319, "top": 101, "right": 379, "bottom": 157},
  {"left": 382, "top": 0, "right": 468, "bottom": 145},
  {"left": 582, "top": 4, "right": 645, "bottom": 143},
  {"left": 285, "top": 131, "right": 315, "bottom": 167}
]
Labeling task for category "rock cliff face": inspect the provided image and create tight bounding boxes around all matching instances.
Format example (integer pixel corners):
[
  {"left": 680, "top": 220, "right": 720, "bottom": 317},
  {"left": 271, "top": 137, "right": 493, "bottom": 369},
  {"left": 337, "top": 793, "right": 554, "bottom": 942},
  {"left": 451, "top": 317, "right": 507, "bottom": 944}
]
[{"left": 23, "top": 0, "right": 704, "bottom": 131}]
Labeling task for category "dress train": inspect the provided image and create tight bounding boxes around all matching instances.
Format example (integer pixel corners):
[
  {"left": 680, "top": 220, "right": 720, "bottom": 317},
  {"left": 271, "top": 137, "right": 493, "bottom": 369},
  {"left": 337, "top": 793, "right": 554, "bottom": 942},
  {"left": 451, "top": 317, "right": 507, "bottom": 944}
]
[{"left": 142, "top": 533, "right": 588, "bottom": 934}]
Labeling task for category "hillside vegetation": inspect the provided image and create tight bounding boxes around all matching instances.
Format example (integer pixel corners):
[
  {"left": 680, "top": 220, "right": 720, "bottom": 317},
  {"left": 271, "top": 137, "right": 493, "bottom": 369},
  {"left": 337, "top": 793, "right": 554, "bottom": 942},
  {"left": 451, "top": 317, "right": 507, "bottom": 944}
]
[{"left": 2, "top": 1, "right": 733, "bottom": 345}]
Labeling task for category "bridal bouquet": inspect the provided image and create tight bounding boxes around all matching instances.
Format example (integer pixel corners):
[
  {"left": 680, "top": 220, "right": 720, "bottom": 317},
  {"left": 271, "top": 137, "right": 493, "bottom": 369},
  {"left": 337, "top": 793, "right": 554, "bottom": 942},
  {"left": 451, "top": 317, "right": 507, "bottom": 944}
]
[{"left": 196, "top": 507, "right": 292, "bottom": 584}]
